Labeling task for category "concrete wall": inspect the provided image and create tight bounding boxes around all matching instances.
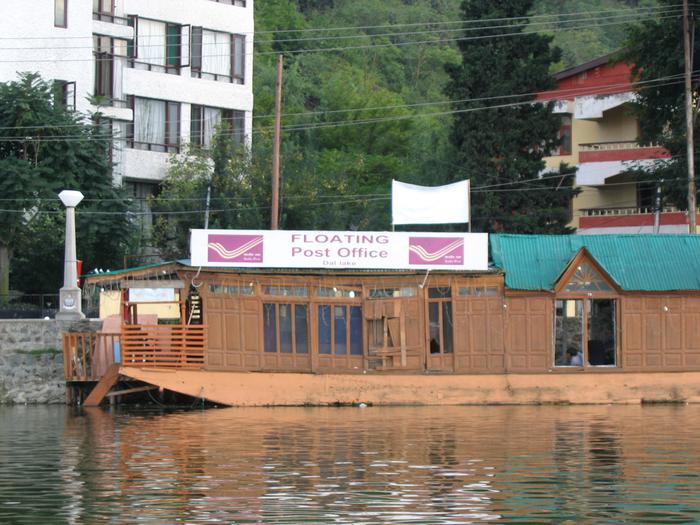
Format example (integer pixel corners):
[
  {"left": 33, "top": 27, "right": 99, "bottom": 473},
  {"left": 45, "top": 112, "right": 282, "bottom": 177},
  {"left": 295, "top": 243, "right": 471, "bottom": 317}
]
[{"left": 0, "top": 320, "right": 101, "bottom": 404}]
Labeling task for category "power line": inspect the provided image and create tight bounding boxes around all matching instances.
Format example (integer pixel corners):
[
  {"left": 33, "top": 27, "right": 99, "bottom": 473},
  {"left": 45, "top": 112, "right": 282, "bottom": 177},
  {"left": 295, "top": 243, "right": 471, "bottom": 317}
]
[
  {"left": 0, "top": 13, "right": 681, "bottom": 63},
  {"left": 0, "top": 6, "right": 680, "bottom": 52},
  {"left": 0, "top": 4, "right": 682, "bottom": 41},
  {"left": 0, "top": 75, "right": 698, "bottom": 140},
  {"left": 0, "top": 69, "right": 688, "bottom": 134},
  {"left": 0, "top": 74, "right": 692, "bottom": 142},
  {"left": 0, "top": 178, "right": 685, "bottom": 215}
]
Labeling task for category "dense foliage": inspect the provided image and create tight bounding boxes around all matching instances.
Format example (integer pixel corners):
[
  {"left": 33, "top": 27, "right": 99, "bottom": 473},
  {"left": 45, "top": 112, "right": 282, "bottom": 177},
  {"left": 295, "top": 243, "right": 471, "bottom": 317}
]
[
  {"left": 0, "top": 74, "right": 132, "bottom": 297},
  {"left": 445, "top": 0, "right": 578, "bottom": 233},
  {"left": 152, "top": 0, "right": 658, "bottom": 251}
]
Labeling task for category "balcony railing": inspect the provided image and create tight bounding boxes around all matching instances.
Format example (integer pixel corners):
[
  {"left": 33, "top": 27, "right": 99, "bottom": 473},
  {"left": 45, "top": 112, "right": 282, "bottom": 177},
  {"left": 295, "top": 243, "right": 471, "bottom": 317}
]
[
  {"left": 92, "top": 12, "right": 130, "bottom": 25},
  {"left": 579, "top": 141, "right": 661, "bottom": 152},
  {"left": 121, "top": 324, "right": 206, "bottom": 369},
  {"left": 581, "top": 205, "right": 680, "bottom": 217},
  {"left": 63, "top": 332, "right": 121, "bottom": 381}
]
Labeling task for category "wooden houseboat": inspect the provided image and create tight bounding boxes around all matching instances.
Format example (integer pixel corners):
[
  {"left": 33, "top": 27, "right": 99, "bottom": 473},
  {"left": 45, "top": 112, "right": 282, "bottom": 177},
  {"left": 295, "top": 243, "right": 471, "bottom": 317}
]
[{"left": 64, "top": 233, "right": 700, "bottom": 406}]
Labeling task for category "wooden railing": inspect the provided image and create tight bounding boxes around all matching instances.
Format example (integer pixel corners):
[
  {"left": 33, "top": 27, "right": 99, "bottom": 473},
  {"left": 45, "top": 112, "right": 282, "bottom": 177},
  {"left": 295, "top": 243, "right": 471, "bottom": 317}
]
[
  {"left": 120, "top": 324, "right": 206, "bottom": 369},
  {"left": 63, "top": 332, "right": 121, "bottom": 381}
]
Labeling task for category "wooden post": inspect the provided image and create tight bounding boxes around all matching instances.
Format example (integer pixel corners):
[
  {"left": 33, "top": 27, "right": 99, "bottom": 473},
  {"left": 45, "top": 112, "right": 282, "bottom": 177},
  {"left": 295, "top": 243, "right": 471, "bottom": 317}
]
[
  {"left": 271, "top": 54, "right": 283, "bottom": 230},
  {"left": 683, "top": 0, "right": 697, "bottom": 233}
]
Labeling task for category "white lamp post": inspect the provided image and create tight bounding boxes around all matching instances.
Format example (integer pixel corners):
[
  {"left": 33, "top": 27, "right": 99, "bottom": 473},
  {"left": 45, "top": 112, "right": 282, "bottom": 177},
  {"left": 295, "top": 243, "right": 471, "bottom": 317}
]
[{"left": 56, "top": 190, "right": 85, "bottom": 320}]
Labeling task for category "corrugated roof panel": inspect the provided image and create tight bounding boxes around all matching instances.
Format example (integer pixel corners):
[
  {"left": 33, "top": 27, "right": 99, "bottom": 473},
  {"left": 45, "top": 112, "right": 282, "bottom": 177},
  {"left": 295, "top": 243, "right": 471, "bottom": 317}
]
[{"left": 490, "top": 234, "right": 700, "bottom": 291}]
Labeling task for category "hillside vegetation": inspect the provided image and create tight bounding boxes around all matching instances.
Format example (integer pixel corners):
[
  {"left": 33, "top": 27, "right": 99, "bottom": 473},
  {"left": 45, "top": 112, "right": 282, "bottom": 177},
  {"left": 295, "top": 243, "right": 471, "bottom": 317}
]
[{"left": 234, "top": 1, "right": 659, "bottom": 230}]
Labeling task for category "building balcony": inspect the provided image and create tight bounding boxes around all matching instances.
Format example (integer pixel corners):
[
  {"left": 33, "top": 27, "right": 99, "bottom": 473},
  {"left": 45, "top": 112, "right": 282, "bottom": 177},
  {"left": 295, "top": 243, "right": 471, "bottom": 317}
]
[
  {"left": 578, "top": 206, "right": 699, "bottom": 234},
  {"left": 93, "top": 12, "right": 130, "bottom": 25},
  {"left": 579, "top": 141, "right": 670, "bottom": 163}
]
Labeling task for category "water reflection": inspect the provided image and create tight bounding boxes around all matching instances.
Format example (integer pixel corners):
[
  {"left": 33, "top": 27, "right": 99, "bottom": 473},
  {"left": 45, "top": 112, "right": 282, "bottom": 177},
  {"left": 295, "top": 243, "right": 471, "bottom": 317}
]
[{"left": 1, "top": 405, "right": 700, "bottom": 524}]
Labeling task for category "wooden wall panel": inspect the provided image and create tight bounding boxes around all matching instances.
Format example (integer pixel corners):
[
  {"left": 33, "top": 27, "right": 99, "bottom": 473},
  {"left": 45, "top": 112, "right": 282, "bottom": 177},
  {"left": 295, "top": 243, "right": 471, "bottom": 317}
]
[
  {"left": 505, "top": 297, "right": 552, "bottom": 372},
  {"left": 621, "top": 296, "right": 700, "bottom": 371},
  {"left": 453, "top": 297, "right": 504, "bottom": 373}
]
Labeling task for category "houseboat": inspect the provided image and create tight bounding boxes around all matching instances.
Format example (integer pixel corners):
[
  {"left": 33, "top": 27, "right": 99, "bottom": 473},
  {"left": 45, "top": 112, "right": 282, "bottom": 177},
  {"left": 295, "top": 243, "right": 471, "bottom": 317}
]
[{"left": 64, "top": 232, "right": 700, "bottom": 406}]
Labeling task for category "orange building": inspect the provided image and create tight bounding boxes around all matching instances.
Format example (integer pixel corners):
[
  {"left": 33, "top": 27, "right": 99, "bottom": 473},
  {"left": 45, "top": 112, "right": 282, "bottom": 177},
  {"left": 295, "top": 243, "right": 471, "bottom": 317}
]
[{"left": 66, "top": 234, "right": 700, "bottom": 407}]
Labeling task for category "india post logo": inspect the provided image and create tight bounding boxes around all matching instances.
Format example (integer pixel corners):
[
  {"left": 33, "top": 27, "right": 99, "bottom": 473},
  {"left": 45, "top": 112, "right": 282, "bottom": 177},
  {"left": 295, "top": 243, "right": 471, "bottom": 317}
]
[
  {"left": 208, "top": 234, "right": 264, "bottom": 263},
  {"left": 408, "top": 237, "right": 464, "bottom": 265}
]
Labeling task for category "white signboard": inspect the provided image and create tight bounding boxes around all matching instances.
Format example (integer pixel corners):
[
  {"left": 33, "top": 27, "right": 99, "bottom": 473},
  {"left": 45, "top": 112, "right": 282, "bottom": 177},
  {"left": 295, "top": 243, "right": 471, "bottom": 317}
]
[
  {"left": 392, "top": 179, "right": 470, "bottom": 225},
  {"left": 128, "top": 288, "right": 176, "bottom": 303},
  {"left": 191, "top": 230, "right": 488, "bottom": 271}
]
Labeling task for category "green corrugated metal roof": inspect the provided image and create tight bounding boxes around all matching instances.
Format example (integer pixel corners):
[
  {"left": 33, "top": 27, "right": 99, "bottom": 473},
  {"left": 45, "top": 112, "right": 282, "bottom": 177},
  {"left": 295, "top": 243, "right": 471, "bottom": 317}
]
[{"left": 490, "top": 234, "right": 700, "bottom": 291}]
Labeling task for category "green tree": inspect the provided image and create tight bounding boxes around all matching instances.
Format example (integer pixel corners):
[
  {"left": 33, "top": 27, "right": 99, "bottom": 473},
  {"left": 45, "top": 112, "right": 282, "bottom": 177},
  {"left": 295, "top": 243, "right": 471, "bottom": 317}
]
[
  {"left": 620, "top": 0, "right": 698, "bottom": 210},
  {"left": 151, "top": 132, "right": 270, "bottom": 260},
  {"left": 445, "top": 0, "right": 578, "bottom": 233},
  {"left": 0, "top": 73, "right": 132, "bottom": 297}
]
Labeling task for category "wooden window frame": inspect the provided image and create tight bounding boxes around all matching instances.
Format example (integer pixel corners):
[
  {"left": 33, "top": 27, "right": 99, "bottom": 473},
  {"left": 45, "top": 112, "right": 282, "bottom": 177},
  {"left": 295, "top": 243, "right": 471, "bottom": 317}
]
[
  {"left": 263, "top": 302, "right": 309, "bottom": 355},
  {"left": 317, "top": 303, "right": 363, "bottom": 357},
  {"left": 190, "top": 105, "right": 246, "bottom": 147},
  {"left": 127, "top": 96, "right": 181, "bottom": 153},
  {"left": 427, "top": 287, "right": 454, "bottom": 356},
  {"left": 190, "top": 28, "right": 245, "bottom": 84},
  {"left": 127, "top": 17, "right": 182, "bottom": 75},
  {"left": 553, "top": 249, "right": 620, "bottom": 369}
]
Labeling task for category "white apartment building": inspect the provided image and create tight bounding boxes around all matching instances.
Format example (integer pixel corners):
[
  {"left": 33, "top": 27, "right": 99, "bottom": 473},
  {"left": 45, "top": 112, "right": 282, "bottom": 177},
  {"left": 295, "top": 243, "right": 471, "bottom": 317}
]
[{"left": 0, "top": 0, "right": 254, "bottom": 200}]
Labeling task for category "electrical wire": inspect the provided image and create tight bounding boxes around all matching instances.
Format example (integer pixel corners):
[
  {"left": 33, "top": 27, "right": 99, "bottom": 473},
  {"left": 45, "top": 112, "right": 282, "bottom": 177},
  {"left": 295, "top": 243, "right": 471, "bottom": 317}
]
[
  {"left": 0, "top": 73, "right": 693, "bottom": 141},
  {"left": 0, "top": 12, "right": 682, "bottom": 62},
  {"left": 0, "top": 4, "right": 683, "bottom": 41},
  {"left": 0, "top": 6, "right": 680, "bottom": 52}
]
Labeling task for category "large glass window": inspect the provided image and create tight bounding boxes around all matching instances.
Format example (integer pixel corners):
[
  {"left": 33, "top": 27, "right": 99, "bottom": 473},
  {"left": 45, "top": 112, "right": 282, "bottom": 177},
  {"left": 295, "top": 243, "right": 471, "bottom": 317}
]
[
  {"left": 132, "top": 19, "right": 181, "bottom": 74},
  {"left": 588, "top": 299, "right": 616, "bottom": 366},
  {"left": 191, "top": 105, "right": 245, "bottom": 148},
  {"left": 555, "top": 299, "right": 583, "bottom": 366},
  {"left": 554, "top": 298, "right": 616, "bottom": 367},
  {"left": 264, "top": 303, "right": 308, "bottom": 355},
  {"left": 129, "top": 97, "right": 180, "bottom": 153},
  {"left": 318, "top": 304, "right": 363, "bottom": 356},
  {"left": 191, "top": 28, "right": 245, "bottom": 84}
]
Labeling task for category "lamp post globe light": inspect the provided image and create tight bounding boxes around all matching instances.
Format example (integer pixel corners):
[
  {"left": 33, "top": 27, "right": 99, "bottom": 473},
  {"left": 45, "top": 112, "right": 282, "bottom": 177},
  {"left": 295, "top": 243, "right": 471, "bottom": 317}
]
[{"left": 56, "top": 190, "right": 85, "bottom": 320}]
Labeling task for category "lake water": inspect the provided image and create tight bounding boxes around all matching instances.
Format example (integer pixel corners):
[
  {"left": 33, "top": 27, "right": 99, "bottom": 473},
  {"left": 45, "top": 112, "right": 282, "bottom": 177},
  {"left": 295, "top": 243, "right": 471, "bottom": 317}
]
[{"left": 1, "top": 404, "right": 700, "bottom": 524}]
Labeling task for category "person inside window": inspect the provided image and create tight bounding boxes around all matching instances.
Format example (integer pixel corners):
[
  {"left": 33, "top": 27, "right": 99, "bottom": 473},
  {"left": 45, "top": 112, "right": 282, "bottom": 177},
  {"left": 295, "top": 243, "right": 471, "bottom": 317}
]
[{"left": 566, "top": 346, "right": 583, "bottom": 366}]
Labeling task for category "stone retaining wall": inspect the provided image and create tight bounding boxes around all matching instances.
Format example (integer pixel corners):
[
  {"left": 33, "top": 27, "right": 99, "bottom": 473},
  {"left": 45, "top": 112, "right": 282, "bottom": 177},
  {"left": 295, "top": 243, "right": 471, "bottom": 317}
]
[{"left": 0, "top": 320, "right": 101, "bottom": 404}]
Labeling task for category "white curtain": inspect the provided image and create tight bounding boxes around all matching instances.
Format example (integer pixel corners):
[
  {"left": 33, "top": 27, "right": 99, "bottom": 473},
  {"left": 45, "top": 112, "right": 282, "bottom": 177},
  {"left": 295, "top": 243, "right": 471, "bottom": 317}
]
[
  {"left": 202, "top": 30, "right": 231, "bottom": 76},
  {"left": 203, "top": 107, "right": 221, "bottom": 148},
  {"left": 135, "top": 98, "right": 165, "bottom": 145},
  {"left": 138, "top": 19, "right": 166, "bottom": 66}
]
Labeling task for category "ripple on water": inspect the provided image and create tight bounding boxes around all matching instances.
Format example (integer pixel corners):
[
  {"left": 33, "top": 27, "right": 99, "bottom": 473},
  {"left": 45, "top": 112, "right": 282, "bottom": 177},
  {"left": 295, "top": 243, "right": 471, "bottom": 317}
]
[{"left": 1, "top": 405, "right": 700, "bottom": 524}]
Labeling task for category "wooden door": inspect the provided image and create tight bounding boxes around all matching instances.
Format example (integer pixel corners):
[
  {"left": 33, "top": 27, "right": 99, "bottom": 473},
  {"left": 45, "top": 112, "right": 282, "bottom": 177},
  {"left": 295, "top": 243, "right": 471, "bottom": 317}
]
[
  {"left": 204, "top": 292, "right": 261, "bottom": 371},
  {"left": 453, "top": 296, "right": 505, "bottom": 372},
  {"left": 364, "top": 297, "right": 423, "bottom": 371}
]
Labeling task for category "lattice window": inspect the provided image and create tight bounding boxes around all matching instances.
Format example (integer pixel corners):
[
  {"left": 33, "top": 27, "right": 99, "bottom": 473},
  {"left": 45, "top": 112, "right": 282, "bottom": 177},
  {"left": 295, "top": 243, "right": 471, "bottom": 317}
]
[{"left": 563, "top": 261, "right": 612, "bottom": 292}]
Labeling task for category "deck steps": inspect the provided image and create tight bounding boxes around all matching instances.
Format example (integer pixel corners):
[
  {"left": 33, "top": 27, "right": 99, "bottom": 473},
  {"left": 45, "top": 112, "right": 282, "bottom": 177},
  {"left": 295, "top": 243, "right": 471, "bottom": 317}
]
[{"left": 83, "top": 364, "right": 121, "bottom": 406}]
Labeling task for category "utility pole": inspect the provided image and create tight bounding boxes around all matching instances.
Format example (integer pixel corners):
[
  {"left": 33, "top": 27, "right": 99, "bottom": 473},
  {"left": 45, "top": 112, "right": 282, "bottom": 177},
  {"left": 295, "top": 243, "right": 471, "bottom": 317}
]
[
  {"left": 654, "top": 182, "right": 662, "bottom": 234},
  {"left": 271, "top": 54, "right": 283, "bottom": 230},
  {"left": 204, "top": 175, "right": 212, "bottom": 229},
  {"left": 683, "top": 0, "right": 697, "bottom": 233}
]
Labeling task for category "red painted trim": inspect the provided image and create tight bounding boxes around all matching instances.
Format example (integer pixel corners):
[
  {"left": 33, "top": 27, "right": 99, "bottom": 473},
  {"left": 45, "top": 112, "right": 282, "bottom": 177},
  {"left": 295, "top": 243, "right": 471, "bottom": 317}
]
[
  {"left": 579, "top": 212, "right": 694, "bottom": 228},
  {"left": 579, "top": 147, "right": 671, "bottom": 163},
  {"left": 538, "top": 62, "right": 635, "bottom": 101}
]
